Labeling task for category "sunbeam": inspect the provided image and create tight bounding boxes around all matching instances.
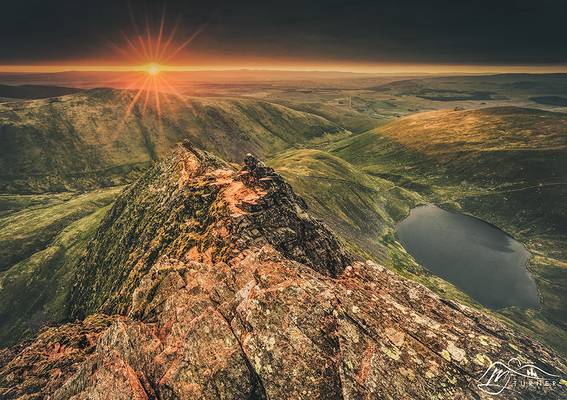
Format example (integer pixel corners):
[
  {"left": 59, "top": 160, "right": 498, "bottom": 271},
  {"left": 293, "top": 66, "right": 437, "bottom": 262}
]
[{"left": 114, "top": 10, "right": 205, "bottom": 122}]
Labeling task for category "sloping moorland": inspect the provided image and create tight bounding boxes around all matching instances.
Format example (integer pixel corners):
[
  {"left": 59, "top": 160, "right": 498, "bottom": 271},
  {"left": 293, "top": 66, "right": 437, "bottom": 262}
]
[{"left": 0, "top": 88, "right": 351, "bottom": 345}]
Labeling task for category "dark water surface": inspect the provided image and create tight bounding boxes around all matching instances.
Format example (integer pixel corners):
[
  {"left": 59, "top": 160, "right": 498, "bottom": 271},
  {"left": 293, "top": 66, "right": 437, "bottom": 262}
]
[{"left": 396, "top": 204, "right": 539, "bottom": 310}]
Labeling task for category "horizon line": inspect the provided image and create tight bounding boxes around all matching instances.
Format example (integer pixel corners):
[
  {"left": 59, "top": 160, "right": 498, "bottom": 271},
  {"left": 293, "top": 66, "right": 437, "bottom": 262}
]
[{"left": 1, "top": 63, "right": 567, "bottom": 75}]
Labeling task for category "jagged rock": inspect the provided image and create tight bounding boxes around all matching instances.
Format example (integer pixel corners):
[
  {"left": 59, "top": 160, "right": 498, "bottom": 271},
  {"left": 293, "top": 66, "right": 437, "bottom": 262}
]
[
  {"left": 0, "top": 315, "right": 114, "bottom": 399},
  {"left": 68, "top": 143, "right": 353, "bottom": 318},
  {"left": 241, "top": 153, "right": 275, "bottom": 182},
  {"left": 1, "top": 144, "right": 565, "bottom": 399}
]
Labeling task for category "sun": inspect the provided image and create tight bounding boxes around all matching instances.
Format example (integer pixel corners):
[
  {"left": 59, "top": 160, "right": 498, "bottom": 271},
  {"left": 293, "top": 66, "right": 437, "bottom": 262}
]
[
  {"left": 114, "top": 12, "right": 207, "bottom": 122},
  {"left": 146, "top": 63, "right": 160, "bottom": 76}
]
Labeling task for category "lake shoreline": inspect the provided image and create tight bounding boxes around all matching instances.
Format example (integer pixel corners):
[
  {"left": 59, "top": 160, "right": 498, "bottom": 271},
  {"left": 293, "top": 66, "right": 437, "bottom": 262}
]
[{"left": 395, "top": 203, "right": 540, "bottom": 310}]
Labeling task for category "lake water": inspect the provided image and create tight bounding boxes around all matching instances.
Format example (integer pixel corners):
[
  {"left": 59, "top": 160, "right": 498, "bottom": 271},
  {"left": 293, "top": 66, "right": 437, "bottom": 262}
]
[{"left": 396, "top": 204, "right": 539, "bottom": 310}]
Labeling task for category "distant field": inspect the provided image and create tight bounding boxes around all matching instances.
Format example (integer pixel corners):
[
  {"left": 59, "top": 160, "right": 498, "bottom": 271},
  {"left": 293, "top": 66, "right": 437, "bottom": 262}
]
[
  {"left": 416, "top": 90, "right": 493, "bottom": 101},
  {"left": 530, "top": 96, "right": 567, "bottom": 106}
]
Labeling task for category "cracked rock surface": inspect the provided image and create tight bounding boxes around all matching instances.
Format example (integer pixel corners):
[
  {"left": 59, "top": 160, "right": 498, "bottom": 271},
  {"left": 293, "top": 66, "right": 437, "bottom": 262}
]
[{"left": 1, "top": 142, "right": 565, "bottom": 399}]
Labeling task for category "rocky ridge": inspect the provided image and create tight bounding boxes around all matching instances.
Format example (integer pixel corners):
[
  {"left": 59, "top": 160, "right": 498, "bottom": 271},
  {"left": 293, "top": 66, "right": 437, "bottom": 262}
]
[{"left": 0, "top": 142, "right": 565, "bottom": 399}]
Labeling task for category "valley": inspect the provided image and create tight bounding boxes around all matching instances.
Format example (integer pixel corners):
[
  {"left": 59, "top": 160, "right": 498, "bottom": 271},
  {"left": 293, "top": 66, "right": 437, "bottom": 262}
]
[
  {"left": 320, "top": 105, "right": 567, "bottom": 354},
  {"left": 0, "top": 88, "right": 348, "bottom": 192}
]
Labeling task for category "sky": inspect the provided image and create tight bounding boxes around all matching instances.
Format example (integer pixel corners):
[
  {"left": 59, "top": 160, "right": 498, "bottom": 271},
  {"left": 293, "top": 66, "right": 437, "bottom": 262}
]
[{"left": 1, "top": 0, "right": 566, "bottom": 72}]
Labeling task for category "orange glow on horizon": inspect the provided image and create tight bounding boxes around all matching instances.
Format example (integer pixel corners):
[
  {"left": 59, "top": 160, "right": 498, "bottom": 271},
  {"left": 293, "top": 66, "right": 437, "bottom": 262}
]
[{"left": 0, "top": 8, "right": 565, "bottom": 77}]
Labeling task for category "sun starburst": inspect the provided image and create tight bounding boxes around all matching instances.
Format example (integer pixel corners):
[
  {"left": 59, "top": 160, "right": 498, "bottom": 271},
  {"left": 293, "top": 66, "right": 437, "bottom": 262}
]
[{"left": 108, "top": 10, "right": 205, "bottom": 123}]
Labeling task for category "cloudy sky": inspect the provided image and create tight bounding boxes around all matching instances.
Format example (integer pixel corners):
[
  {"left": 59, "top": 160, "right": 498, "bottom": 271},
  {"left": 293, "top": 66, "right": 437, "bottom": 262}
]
[{"left": 1, "top": 0, "right": 566, "bottom": 69}]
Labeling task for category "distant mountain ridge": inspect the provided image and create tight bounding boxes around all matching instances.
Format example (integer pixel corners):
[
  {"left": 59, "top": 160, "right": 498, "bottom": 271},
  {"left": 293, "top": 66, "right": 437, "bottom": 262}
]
[
  {"left": 0, "top": 88, "right": 346, "bottom": 193},
  {"left": 0, "top": 84, "right": 81, "bottom": 99}
]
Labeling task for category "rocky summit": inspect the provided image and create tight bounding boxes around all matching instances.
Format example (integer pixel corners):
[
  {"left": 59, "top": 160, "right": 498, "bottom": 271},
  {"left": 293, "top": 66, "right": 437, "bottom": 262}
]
[{"left": 1, "top": 141, "right": 565, "bottom": 399}]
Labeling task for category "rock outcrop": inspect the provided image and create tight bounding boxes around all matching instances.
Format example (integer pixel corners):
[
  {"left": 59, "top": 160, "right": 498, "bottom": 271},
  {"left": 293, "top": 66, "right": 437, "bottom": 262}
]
[{"left": 1, "top": 142, "right": 565, "bottom": 399}]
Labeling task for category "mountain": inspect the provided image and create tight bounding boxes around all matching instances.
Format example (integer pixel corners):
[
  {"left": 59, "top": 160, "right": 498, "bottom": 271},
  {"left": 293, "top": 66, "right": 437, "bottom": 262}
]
[
  {"left": 0, "top": 88, "right": 348, "bottom": 346},
  {"left": 266, "top": 149, "right": 481, "bottom": 312},
  {"left": 1, "top": 142, "right": 564, "bottom": 399},
  {"left": 0, "top": 84, "right": 81, "bottom": 100},
  {"left": 0, "top": 88, "right": 346, "bottom": 193},
  {"left": 0, "top": 87, "right": 349, "bottom": 347},
  {"left": 2, "top": 90, "right": 566, "bottom": 358},
  {"left": 69, "top": 142, "right": 353, "bottom": 318},
  {"left": 269, "top": 149, "right": 422, "bottom": 262},
  {"left": 329, "top": 106, "right": 567, "bottom": 250}
]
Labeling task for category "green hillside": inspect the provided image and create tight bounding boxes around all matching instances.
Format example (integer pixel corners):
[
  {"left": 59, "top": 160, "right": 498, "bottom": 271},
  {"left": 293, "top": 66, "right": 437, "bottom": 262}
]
[
  {"left": 269, "top": 149, "right": 421, "bottom": 261},
  {"left": 268, "top": 149, "right": 489, "bottom": 310},
  {"left": 0, "top": 88, "right": 347, "bottom": 193},
  {"left": 330, "top": 107, "right": 567, "bottom": 242},
  {"left": 1, "top": 89, "right": 566, "bottom": 357},
  {"left": 0, "top": 188, "right": 120, "bottom": 344}
]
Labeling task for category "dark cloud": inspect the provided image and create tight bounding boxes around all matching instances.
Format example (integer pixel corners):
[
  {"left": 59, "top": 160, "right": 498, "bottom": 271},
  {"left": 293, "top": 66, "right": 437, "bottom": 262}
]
[{"left": 0, "top": 0, "right": 566, "bottom": 65}]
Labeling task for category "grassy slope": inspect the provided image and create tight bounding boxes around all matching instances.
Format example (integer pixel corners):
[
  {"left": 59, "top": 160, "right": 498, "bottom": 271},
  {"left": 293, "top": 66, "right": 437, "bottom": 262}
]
[
  {"left": 0, "top": 189, "right": 122, "bottom": 270},
  {"left": 1, "top": 85, "right": 566, "bottom": 357},
  {"left": 320, "top": 106, "right": 567, "bottom": 354},
  {"left": 273, "top": 101, "right": 384, "bottom": 133},
  {"left": 269, "top": 149, "right": 420, "bottom": 261},
  {"left": 0, "top": 89, "right": 347, "bottom": 193},
  {"left": 0, "top": 188, "right": 121, "bottom": 345}
]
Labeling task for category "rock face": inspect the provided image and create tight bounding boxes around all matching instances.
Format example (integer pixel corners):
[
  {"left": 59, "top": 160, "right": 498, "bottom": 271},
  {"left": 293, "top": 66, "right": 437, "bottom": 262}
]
[
  {"left": 69, "top": 141, "right": 352, "bottom": 319},
  {"left": 1, "top": 142, "right": 565, "bottom": 399}
]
